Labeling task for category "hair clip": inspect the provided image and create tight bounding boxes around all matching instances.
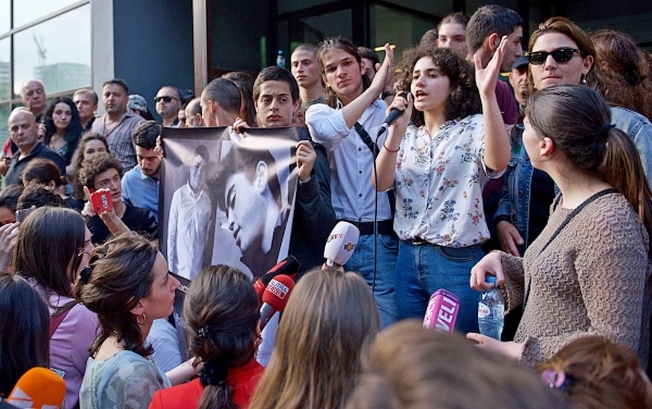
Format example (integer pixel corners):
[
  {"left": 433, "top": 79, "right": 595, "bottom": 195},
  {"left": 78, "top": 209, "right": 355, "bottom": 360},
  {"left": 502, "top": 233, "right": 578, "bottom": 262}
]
[
  {"left": 80, "top": 266, "right": 92, "bottom": 284},
  {"left": 197, "top": 325, "right": 211, "bottom": 340},
  {"left": 541, "top": 369, "right": 571, "bottom": 391}
]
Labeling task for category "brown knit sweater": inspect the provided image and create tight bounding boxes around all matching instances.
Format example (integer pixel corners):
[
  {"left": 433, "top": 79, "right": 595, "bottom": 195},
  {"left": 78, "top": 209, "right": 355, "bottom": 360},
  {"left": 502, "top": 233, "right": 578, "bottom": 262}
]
[{"left": 499, "top": 192, "right": 651, "bottom": 369}]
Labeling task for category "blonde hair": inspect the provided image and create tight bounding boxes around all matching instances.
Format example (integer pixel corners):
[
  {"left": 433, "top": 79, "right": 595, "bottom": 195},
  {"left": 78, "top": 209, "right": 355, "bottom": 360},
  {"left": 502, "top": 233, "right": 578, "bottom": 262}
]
[{"left": 248, "top": 268, "right": 379, "bottom": 409}]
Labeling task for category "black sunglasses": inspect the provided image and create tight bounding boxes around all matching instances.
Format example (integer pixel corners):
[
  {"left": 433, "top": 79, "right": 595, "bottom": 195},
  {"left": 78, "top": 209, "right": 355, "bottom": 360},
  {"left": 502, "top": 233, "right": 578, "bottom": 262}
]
[
  {"left": 526, "top": 48, "right": 581, "bottom": 65},
  {"left": 154, "top": 96, "right": 179, "bottom": 103}
]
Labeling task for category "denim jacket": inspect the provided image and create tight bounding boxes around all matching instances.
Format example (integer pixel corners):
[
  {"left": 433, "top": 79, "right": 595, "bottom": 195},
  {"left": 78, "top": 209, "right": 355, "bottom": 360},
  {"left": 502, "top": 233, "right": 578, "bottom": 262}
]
[
  {"left": 611, "top": 106, "right": 652, "bottom": 187},
  {"left": 494, "top": 125, "right": 531, "bottom": 250}
]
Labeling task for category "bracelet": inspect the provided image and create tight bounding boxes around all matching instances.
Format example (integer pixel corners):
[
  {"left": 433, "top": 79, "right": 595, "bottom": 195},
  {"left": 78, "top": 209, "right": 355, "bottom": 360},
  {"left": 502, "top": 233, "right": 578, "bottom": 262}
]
[
  {"left": 381, "top": 91, "right": 394, "bottom": 100},
  {"left": 383, "top": 141, "right": 400, "bottom": 153}
]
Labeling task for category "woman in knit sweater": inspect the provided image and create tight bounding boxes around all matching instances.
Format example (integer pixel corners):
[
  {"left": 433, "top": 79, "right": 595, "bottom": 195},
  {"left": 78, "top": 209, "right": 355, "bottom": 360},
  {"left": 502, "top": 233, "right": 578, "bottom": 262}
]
[{"left": 468, "top": 84, "right": 651, "bottom": 369}]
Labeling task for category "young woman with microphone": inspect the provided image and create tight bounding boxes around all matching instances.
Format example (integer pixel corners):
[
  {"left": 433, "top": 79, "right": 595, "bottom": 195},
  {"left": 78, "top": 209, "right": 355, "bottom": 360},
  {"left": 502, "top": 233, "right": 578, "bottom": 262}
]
[{"left": 373, "top": 41, "right": 511, "bottom": 332}]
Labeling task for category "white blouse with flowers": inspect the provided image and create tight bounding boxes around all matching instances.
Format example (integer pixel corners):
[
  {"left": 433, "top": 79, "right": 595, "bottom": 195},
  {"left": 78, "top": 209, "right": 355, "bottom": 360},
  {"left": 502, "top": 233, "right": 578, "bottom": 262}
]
[{"left": 393, "top": 114, "right": 504, "bottom": 247}]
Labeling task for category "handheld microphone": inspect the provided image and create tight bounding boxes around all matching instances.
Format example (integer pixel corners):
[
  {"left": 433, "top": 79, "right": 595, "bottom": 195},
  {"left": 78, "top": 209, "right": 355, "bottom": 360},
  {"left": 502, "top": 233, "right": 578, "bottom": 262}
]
[
  {"left": 253, "top": 255, "right": 302, "bottom": 304},
  {"left": 259, "top": 274, "right": 295, "bottom": 331},
  {"left": 376, "top": 91, "right": 410, "bottom": 137},
  {"left": 323, "top": 221, "right": 360, "bottom": 268},
  {"left": 6, "top": 367, "right": 66, "bottom": 409},
  {"left": 423, "top": 289, "right": 460, "bottom": 332}
]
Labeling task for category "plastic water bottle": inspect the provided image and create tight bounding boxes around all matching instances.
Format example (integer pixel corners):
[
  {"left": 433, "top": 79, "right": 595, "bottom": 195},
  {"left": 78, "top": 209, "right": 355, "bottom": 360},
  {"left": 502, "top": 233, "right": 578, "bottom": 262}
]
[
  {"left": 478, "top": 276, "right": 504, "bottom": 340},
  {"left": 276, "top": 50, "right": 285, "bottom": 68}
]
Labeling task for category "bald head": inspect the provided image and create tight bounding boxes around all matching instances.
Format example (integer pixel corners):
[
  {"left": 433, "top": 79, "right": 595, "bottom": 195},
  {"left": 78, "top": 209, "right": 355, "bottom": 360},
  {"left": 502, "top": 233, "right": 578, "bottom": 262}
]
[
  {"left": 21, "top": 80, "right": 46, "bottom": 117},
  {"left": 8, "top": 108, "right": 39, "bottom": 154},
  {"left": 185, "top": 98, "right": 204, "bottom": 127}
]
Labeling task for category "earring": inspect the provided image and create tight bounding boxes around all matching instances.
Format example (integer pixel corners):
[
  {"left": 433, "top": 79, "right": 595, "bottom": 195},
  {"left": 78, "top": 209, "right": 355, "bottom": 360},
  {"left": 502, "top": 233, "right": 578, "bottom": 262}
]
[
  {"left": 581, "top": 74, "right": 587, "bottom": 85},
  {"left": 136, "top": 313, "right": 147, "bottom": 326}
]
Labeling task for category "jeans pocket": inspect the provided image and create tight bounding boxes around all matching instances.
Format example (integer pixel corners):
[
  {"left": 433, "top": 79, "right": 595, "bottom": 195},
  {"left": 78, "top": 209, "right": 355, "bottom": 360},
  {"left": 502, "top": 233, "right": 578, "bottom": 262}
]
[
  {"left": 437, "top": 245, "right": 475, "bottom": 262},
  {"left": 378, "top": 233, "right": 399, "bottom": 251}
]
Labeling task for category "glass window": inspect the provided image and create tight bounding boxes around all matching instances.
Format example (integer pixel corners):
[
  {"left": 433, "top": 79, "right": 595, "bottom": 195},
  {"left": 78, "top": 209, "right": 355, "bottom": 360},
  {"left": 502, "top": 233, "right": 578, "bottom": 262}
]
[
  {"left": 13, "top": 0, "right": 80, "bottom": 28},
  {"left": 378, "top": 0, "right": 452, "bottom": 17},
  {"left": 0, "top": 37, "right": 9, "bottom": 102},
  {"left": 0, "top": 0, "right": 9, "bottom": 34},
  {"left": 0, "top": 102, "right": 9, "bottom": 154},
  {"left": 370, "top": 5, "right": 433, "bottom": 62},
  {"left": 278, "top": 0, "right": 338, "bottom": 15},
  {"left": 13, "top": 5, "right": 90, "bottom": 97},
  {"left": 294, "top": 9, "right": 352, "bottom": 44}
]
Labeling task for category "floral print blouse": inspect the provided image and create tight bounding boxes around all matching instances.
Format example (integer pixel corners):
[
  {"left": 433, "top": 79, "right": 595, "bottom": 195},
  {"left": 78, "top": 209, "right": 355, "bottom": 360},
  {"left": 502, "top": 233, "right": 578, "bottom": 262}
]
[{"left": 393, "top": 115, "right": 504, "bottom": 247}]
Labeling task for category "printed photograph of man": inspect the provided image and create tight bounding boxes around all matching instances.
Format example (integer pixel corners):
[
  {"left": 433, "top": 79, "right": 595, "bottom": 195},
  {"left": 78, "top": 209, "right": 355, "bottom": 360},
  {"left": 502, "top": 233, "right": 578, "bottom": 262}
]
[
  {"left": 213, "top": 140, "right": 293, "bottom": 277},
  {"left": 166, "top": 145, "right": 212, "bottom": 280}
]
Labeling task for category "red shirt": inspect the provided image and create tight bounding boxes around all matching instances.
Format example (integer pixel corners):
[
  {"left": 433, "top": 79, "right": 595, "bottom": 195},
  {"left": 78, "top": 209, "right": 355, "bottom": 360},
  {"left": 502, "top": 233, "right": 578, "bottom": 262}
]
[{"left": 149, "top": 359, "right": 264, "bottom": 409}]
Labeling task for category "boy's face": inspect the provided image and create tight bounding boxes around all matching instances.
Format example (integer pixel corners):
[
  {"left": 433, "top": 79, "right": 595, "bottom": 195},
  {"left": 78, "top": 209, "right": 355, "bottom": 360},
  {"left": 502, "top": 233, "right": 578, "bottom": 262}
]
[
  {"left": 499, "top": 26, "right": 524, "bottom": 72},
  {"left": 255, "top": 80, "right": 298, "bottom": 128}
]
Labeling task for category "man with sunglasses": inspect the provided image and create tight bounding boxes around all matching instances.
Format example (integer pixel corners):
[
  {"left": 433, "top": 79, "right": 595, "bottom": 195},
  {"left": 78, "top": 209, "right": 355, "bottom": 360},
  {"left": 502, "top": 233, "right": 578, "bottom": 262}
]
[{"left": 155, "top": 86, "right": 183, "bottom": 127}]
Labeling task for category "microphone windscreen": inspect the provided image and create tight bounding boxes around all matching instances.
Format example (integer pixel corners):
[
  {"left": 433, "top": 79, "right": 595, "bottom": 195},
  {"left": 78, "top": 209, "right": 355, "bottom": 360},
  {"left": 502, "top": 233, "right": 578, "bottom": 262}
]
[
  {"left": 262, "top": 274, "right": 295, "bottom": 312},
  {"left": 7, "top": 367, "right": 66, "bottom": 409},
  {"left": 261, "top": 255, "right": 301, "bottom": 286},
  {"left": 423, "top": 289, "right": 460, "bottom": 332},
  {"left": 323, "top": 221, "right": 360, "bottom": 266}
]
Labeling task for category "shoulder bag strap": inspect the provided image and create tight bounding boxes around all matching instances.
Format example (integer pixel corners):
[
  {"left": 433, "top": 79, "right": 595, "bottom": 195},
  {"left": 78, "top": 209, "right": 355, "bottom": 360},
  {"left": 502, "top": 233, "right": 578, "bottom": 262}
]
[{"left": 538, "top": 188, "right": 617, "bottom": 256}]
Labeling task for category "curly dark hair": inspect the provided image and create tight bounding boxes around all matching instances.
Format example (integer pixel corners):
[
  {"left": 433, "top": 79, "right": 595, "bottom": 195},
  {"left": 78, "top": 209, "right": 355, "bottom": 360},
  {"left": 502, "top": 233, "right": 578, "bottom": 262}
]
[
  {"left": 77, "top": 152, "right": 124, "bottom": 190},
  {"left": 394, "top": 47, "right": 481, "bottom": 127}
]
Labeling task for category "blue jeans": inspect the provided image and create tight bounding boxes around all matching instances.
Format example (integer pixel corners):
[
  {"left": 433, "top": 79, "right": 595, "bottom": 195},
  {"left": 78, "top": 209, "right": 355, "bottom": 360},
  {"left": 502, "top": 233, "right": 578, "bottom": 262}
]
[
  {"left": 396, "top": 240, "right": 483, "bottom": 333},
  {"left": 345, "top": 233, "right": 399, "bottom": 329}
]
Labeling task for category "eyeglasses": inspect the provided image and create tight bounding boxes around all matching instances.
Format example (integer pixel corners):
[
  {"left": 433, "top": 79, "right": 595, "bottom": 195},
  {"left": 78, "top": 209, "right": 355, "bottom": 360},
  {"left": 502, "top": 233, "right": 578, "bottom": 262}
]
[
  {"left": 527, "top": 48, "right": 581, "bottom": 65},
  {"left": 154, "top": 96, "right": 179, "bottom": 103}
]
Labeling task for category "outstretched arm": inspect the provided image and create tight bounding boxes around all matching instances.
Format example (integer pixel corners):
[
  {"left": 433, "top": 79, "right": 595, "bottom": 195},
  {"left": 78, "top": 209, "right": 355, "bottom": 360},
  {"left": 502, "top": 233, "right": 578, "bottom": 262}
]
[{"left": 474, "top": 36, "right": 511, "bottom": 172}]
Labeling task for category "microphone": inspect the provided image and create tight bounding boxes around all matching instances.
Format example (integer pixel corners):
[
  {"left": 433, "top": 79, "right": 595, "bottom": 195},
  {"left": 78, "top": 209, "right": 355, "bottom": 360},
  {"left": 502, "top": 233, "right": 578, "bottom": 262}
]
[
  {"left": 253, "top": 255, "right": 302, "bottom": 304},
  {"left": 6, "top": 367, "right": 66, "bottom": 409},
  {"left": 376, "top": 91, "right": 410, "bottom": 137},
  {"left": 423, "top": 289, "right": 460, "bottom": 332},
  {"left": 259, "top": 274, "right": 295, "bottom": 331},
  {"left": 323, "top": 221, "right": 360, "bottom": 268}
]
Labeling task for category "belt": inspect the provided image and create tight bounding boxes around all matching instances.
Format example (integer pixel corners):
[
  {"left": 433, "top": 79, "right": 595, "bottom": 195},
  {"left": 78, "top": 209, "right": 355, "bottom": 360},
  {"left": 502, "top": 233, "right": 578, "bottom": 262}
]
[
  {"left": 339, "top": 220, "right": 394, "bottom": 236},
  {"left": 410, "top": 237, "right": 429, "bottom": 245}
]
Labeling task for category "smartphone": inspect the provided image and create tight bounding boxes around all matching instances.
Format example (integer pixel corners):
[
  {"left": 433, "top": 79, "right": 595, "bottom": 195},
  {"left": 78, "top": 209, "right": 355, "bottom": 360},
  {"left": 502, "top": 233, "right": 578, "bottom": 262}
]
[
  {"left": 90, "top": 190, "right": 114, "bottom": 213},
  {"left": 15, "top": 208, "right": 35, "bottom": 223}
]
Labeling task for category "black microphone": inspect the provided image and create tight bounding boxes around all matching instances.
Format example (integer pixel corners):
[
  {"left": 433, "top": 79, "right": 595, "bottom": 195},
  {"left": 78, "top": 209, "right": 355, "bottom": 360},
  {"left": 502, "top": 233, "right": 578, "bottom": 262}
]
[{"left": 376, "top": 91, "right": 410, "bottom": 137}]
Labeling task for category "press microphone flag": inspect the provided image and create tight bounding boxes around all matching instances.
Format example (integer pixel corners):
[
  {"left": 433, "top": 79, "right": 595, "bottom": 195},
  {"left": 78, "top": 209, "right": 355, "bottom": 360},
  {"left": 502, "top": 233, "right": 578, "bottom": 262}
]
[
  {"left": 259, "top": 274, "right": 295, "bottom": 331},
  {"left": 6, "top": 367, "right": 66, "bottom": 409},
  {"left": 323, "top": 221, "right": 360, "bottom": 267},
  {"left": 423, "top": 289, "right": 460, "bottom": 332}
]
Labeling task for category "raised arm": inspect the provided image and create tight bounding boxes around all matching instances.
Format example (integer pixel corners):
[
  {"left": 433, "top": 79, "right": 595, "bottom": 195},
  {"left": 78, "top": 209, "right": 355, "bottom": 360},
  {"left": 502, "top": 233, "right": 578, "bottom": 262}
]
[{"left": 474, "top": 36, "right": 511, "bottom": 172}]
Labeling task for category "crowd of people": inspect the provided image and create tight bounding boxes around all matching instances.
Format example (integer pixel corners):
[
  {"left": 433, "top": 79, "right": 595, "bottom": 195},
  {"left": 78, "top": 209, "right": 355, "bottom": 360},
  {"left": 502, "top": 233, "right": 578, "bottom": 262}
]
[{"left": 1, "top": 4, "right": 652, "bottom": 409}]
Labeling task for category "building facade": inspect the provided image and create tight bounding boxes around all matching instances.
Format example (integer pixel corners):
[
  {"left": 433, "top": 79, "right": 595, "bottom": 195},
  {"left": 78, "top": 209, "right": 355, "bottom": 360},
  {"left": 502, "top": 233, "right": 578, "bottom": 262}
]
[{"left": 0, "top": 0, "right": 650, "bottom": 144}]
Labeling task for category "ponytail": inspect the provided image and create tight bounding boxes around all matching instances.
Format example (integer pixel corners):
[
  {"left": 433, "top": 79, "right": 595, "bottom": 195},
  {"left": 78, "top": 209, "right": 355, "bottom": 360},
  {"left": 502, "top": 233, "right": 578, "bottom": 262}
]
[
  {"left": 198, "top": 360, "right": 237, "bottom": 409},
  {"left": 600, "top": 126, "right": 652, "bottom": 256},
  {"left": 526, "top": 84, "right": 652, "bottom": 258}
]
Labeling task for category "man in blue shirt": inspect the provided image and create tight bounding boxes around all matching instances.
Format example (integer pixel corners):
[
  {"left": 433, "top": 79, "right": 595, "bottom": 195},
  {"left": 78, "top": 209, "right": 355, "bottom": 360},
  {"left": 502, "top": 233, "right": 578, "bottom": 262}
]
[{"left": 121, "top": 120, "right": 161, "bottom": 221}]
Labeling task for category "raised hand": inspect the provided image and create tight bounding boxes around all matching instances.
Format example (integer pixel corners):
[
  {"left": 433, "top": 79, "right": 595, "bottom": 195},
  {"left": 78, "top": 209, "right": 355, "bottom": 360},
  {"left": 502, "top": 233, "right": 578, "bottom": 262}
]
[{"left": 474, "top": 35, "right": 508, "bottom": 97}]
